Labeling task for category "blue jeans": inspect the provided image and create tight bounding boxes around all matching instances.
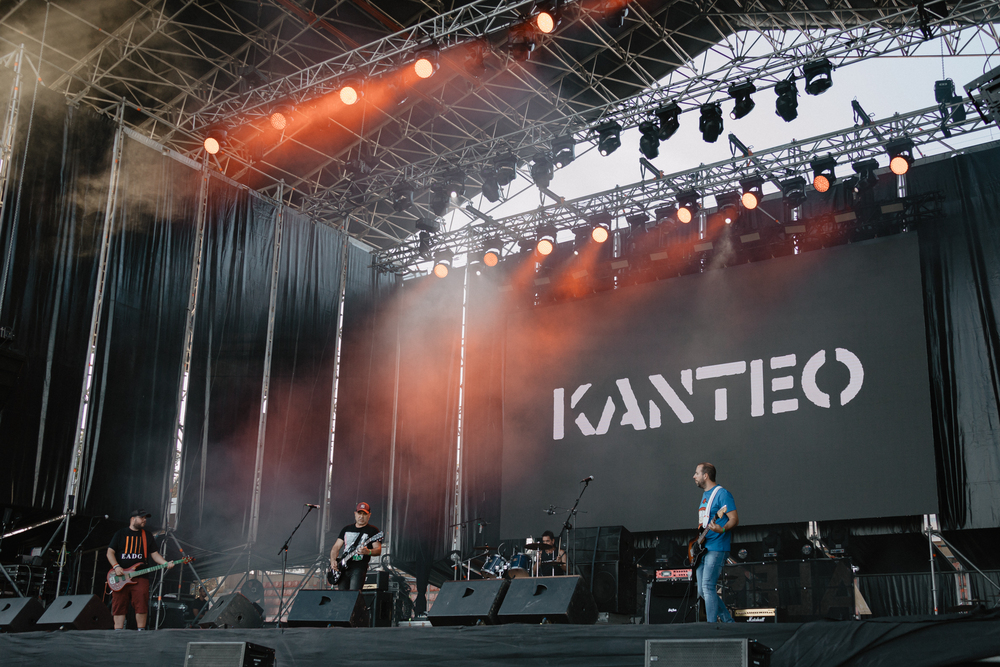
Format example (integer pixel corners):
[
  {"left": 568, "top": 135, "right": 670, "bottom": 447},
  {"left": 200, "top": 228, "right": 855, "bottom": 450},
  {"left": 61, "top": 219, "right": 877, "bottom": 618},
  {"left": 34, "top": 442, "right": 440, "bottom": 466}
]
[{"left": 696, "top": 550, "right": 733, "bottom": 623}]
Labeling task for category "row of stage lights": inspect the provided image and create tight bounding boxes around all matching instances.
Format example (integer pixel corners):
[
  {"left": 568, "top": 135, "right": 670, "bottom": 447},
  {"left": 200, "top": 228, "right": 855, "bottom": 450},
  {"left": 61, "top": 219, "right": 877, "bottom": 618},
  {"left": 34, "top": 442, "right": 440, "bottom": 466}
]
[{"left": 427, "top": 136, "right": 917, "bottom": 278}]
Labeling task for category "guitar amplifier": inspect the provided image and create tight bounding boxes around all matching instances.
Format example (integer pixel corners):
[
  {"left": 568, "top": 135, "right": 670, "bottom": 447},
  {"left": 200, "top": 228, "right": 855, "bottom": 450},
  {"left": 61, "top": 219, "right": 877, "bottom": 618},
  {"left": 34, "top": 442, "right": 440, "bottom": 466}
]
[
  {"left": 734, "top": 608, "right": 778, "bottom": 623},
  {"left": 656, "top": 569, "right": 693, "bottom": 582},
  {"left": 363, "top": 570, "right": 389, "bottom": 591}
]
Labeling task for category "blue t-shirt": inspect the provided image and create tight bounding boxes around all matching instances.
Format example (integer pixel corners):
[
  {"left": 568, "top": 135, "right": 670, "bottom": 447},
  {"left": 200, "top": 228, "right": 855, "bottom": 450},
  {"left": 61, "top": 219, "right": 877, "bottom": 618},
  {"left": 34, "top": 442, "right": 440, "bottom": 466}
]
[{"left": 699, "top": 486, "right": 736, "bottom": 552}]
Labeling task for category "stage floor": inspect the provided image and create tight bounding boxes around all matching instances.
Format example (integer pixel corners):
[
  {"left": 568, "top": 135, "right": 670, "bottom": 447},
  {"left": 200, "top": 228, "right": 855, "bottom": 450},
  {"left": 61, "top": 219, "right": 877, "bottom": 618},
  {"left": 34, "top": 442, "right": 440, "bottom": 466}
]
[{"left": 2, "top": 611, "right": 1000, "bottom": 667}]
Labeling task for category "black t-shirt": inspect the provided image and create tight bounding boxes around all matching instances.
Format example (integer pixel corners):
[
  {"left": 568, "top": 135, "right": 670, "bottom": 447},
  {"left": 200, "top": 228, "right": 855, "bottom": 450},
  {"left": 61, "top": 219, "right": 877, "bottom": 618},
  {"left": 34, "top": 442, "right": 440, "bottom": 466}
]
[
  {"left": 109, "top": 527, "right": 158, "bottom": 577},
  {"left": 336, "top": 523, "right": 380, "bottom": 569},
  {"left": 539, "top": 547, "right": 564, "bottom": 576}
]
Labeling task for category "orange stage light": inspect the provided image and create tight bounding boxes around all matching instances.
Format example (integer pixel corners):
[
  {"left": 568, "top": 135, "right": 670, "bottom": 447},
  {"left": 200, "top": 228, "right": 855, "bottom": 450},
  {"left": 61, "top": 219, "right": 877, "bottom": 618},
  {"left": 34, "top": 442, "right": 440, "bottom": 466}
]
[
  {"left": 269, "top": 111, "right": 288, "bottom": 130},
  {"left": 813, "top": 174, "right": 831, "bottom": 193},
  {"left": 484, "top": 250, "right": 500, "bottom": 267},
  {"left": 591, "top": 226, "right": 609, "bottom": 243},
  {"left": 741, "top": 192, "right": 760, "bottom": 209},
  {"left": 537, "top": 11, "right": 556, "bottom": 33},
  {"left": 203, "top": 137, "right": 220, "bottom": 154},
  {"left": 433, "top": 263, "right": 449, "bottom": 278},
  {"left": 889, "top": 156, "right": 910, "bottom": 175},
  {"left": 677, "top": 207, "right": 693, "bottom": 224},
  {"left": 340, "top": 85, "right": 359, "bottom": 105},
  {"left": 414, "top": 58, "right": 435, "bottom": 79},
  {"left": 536, "top": 239, "right": 554, "bottom": 256}
]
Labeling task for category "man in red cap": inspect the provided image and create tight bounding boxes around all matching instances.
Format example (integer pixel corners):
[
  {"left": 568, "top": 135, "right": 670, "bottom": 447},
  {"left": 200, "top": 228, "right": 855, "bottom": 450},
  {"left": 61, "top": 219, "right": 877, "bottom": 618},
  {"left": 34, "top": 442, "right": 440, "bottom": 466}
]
[
  {"left": 106, "top": 509, "right": 174, "bottom": 629},
  {"left": 329, "top": 502, "right": 381, "bottom": 591}
]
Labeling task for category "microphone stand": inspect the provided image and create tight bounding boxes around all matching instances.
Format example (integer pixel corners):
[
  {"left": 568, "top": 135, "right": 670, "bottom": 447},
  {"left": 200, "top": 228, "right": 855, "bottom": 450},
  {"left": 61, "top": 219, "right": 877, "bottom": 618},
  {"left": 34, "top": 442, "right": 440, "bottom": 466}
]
[
  {"left": 561, "top": 479, "right": 592, "bottom": 579},
  {"left": 276, "top": 506, "right": 315, "bottom": 628}
]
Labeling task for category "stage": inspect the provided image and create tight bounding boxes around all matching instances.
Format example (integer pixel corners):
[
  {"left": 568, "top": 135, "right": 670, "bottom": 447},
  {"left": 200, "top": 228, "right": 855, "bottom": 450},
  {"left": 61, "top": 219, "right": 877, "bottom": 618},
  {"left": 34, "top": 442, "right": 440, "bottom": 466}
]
[{"left": 2, "top": 611, "right": 1000, "bottom": 667}]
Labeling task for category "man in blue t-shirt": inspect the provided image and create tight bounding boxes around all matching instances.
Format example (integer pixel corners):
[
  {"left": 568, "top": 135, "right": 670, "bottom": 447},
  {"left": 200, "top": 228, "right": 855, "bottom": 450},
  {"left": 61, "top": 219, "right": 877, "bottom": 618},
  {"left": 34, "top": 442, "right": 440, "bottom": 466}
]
[{"left": 693, "top": 463, "right": 739, "bottom": 623}]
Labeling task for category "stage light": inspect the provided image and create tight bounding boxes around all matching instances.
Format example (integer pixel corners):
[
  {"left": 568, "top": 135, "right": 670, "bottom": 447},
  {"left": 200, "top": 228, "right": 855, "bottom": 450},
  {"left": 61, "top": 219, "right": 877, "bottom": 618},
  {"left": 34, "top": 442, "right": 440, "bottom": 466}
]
[
  {"left": 418, "top": 230, "right": 432, "bottom": 258},
  {"left": 269, "top": 104, "right": 294, "bottom": 130},
  {"left": 886, "top": 137, "right": 915, "bottom": 175},
  {"left": 429, "top": 186, "right": 450, "bottom": 216},
  {"left": 775, "top": 79, "right": 798, "bottom": 122},
  {"left": 203, "top": 128, "right": 227, "bottom": 155},
  {"left": 530, "top": 153, "right": 554, "bottom": 189},
  {"left": 851, "top": 158, "right": 879, "bottom": 192},
  {"left": 595, "top": 121, "right": 622, "bottom": 156},
  {"left": 416, "top": 217, "right": 440, "bottom": 233},
  {"left": 391, "top": 184, "right": 414, "bottom": 212},
  {"left": 535, "top": 2, "right": 563, "bottom": 33},
  {"left": 803, "top": 58, "right": 834, "bottom": 96},
  {"left": 716, "top": 192, "right": 741, "bottom": 224},
  {"left": 483, "top": 238, "right": 502, "bottom": 267},
  {"left": 740, "top": 175, "right": 765, "bottom": 210},
  {"left": 480, "top": 166, "right": 501, "bottom": 203},
  {"left": 728, "top": 82, "right": 757, "bottom": 120},
  {"left": 626, "top": 211, "right": 649, "bottom": 233},
  {"left": 676, "top": 190, "right": 701, "bottom": 224},
  {"left": 445, "top": 169, "right": 467, "bottom": 198},
  {"left": 536, "top": 224, "right": 557, "bottom": 256},
  {"left": 591, "top": 224, "right": 609, "bottom": 243},
  {"left": 699, "top": 102, "right": 724, "bottom": 143},
  {"left": 605, "top": 2, "right": 629, "bottom": 28},
  {"left": 655, "top": 102, "right": 681, "bottom": 141},
  {"left": 811, "top": 155, "right": 837, "bottom": 193},
  {"left": 638, "top": 120, "right": 660, "bottom": 159},
  {"left": 494, "top": 153, "right": 517, "bottom": 187},
  {"left": 553, "top": 135, "right": 575, "bottom": 168},
  {"left": 654, "top": 205, "right": 675, "bottom": 224},
  {"left": 339, "top": 80, "right": 361, "bottom": 105},
  {"left": 413, "top": 50, "right": 439, "bottom": 79},
  {"left": 433, "top": 249, "right": 454, "bottom": 278},
  {"left": 508, "top": 24, "right": 536, "bottom": 61},
  {"left": 780, "top": 176, "right": 807, "bottom": 208}
]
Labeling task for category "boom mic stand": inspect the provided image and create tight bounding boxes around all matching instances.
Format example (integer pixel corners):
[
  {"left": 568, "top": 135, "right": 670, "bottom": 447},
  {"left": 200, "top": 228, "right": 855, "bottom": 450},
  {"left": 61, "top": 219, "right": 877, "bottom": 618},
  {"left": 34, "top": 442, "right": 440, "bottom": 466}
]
[
  {"left": 561, "top": 478, "right": 592, "bottom": 579},
  {"left": 276, "top": 505, "right": 315, "bottom": 628}
]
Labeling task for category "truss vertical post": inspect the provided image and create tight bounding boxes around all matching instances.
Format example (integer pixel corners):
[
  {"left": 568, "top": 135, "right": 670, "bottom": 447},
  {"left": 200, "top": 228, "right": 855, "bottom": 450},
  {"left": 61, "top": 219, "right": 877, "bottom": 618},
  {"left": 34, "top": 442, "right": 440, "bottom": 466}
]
[
  {"left": 164, "top": 156, "right": 211, "bottom": 531},
  {"left": 248, "top": 186, "right": 285, "bottom": 544},
  {"left": 66, "top": 102, "right": 125, "bottom": 515},
  {"left": 0, "top": 46, "right": 23, "bottom": 316},
  {"left": 451, "top": 264, "right": 470, "bottom": 553},
  {"left": 383, "top": 322, "right": 401, "bottom": 561},
  {"left": 320, "top": 231, "right": 351, "bottom": 555}
]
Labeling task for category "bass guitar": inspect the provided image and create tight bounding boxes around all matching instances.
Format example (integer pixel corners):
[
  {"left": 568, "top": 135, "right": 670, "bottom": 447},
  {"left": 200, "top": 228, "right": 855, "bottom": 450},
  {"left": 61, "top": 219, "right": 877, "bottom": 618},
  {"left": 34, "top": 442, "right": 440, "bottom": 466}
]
[
  {"left": 327, "top": 531, "right": 384, "bottom": 586},
  {"left": 686, "top": 505, "right": 728, "bottom": 568},
  {"left": 107, "top": 556, "right": 194, "bottom": 592}
]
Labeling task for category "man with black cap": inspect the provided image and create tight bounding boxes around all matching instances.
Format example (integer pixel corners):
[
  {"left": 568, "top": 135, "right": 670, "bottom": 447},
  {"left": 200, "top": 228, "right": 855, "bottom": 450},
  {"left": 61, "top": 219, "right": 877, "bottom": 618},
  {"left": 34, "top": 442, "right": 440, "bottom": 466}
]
[
  {"left": 106, "top": 509, "right": 174, "bottom": 630},
  {"left": 329, "top": 502, "right": 381, "bottom": 591}
]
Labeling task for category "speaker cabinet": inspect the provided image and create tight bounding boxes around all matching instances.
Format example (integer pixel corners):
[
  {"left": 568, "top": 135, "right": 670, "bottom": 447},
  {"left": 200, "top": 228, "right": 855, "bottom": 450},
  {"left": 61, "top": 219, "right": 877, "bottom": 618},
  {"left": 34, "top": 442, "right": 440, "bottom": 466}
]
[
  {"left": 648, "top": 596, "right": 699, "bottom": 624},
  {"left": 36, "top": 595, "right": 113, "bottom": 630},
  {"left": 287, "top": 590, "right": 368, "bottom": 628},
  {"left": 576, "top": 560, "right": 636, "bottom": 615},
  {"left": 428, "top": 579, "right": 509, "bottom": 626},
  {"left": 723, "top": 559, "right": 854, "bottom": 622},
  {"left": 645, "top": 638, "right": 771, "bottom": 667},
  {"left": 198, "top": 593, "right": 263, "bottom": 629},
  {"left": 362, "top": 591, "right": 393, "bottom": 627},
  {"left": 183, "top": 641, "right": 275, "bottom": 667},
  {"left": 0, "top": 596, "right": 45, "bottom": 632},
  {"left": 497, "top": 576, "right": 598, "bottom": 625}
]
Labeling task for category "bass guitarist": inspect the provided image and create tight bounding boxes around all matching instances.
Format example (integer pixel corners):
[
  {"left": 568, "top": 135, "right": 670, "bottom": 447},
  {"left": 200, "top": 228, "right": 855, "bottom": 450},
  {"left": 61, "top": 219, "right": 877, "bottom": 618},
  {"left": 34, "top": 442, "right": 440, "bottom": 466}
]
[
  {"left": 106, "top": 509, "right": 173, "bottom": 630},
  {"left": 329, "top": 502, "right": 381, "bottom": 591},
  {"left": 692, "top": 463, "right": 738, "bottom": 623}
]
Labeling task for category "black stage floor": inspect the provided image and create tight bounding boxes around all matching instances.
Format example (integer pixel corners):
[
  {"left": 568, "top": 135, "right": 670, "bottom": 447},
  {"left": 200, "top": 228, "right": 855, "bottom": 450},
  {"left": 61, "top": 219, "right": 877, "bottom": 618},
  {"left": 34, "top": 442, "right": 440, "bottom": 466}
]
[{"left": 2, "top": 611, "right": 1000, "bottom": 667}]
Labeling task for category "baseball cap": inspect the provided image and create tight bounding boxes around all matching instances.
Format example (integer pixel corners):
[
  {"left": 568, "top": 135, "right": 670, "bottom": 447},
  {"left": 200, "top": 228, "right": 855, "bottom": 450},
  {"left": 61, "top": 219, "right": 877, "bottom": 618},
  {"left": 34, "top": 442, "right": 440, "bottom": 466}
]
[
  {"left": 131, "top": 509, "right": 152, "bottom": 518},
  {"left": 355, "top": 502, "right": 371, "bottom": 514}
]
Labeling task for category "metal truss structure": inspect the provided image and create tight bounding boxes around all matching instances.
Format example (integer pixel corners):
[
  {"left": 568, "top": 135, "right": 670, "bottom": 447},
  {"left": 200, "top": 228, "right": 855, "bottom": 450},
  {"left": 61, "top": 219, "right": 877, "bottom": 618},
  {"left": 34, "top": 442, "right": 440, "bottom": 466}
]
[{"left": 0, "top": 0, "right": 998, "bottom": 252}]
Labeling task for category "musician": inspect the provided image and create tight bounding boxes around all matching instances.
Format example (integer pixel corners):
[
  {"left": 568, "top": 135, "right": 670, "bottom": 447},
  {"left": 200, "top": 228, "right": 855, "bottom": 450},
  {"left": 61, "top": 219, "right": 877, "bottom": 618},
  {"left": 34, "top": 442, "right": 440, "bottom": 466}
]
[
  {"left": 537, "top": 530, "right": 566, "bottom": 576},
  {"left": 106, "top": 509, "right": 174, "bottom": 630},
  {"left": 693, "top": 463, "right": 738, "bottom": 623},
  {"left": 329, "top": 502, "right": 381, "bottom": 591}
]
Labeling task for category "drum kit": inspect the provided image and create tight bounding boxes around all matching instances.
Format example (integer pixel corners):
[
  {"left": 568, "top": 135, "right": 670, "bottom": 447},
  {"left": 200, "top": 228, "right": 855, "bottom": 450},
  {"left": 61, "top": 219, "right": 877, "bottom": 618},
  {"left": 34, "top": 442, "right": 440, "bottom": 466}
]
[{"left": 467, "top": 541, "right": 552, "bottom": 579}]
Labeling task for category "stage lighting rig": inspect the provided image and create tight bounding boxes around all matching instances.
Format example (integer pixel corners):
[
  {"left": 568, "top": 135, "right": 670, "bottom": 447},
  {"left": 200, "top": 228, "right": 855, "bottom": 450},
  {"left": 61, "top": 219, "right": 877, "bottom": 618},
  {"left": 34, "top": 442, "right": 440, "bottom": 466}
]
[
  {"left": 416, "top": 217, "right": 440, "bottom": 233},
  {"left": 508, "top": 23, "right": 537, "bottom": 61},
  {"left": 654, "top": 205, "right": 675, "bottom": 224},
  {"left": 391, "top": 184, "right": 415, "bottom": 212},
  {"left": 655, "top": 102, "right": 681, "bottom": 141},
  {"left": 638, "top": 120, "right": 660, "bottom": 159},
  {"left": 728, "top": 82, "right": 757, "bottom": 120},
  {"left": 553, "top": 135, "right": 575, "bottom": 168},
  {"left": 595, "top": 121, "right": 622, "bottom": 156},
  {"left": 851, "top": 158, "right": 879, "bottom": 192},
  {"left": 339, "top": 79, "right": 363, "bottom": 105},
  {"left": 803, "top": 58, "right": 834, "bottom": 96},
  {"left": 886, "top": 137, "right": 915, "bottom": 175},
  {"left": 716, "top": 192, "right": 741, "bottom": 224},
  {"left": 494, "top": 153, "right": 517, "bottom": 187},
  {"left": 810, "top": 155, "right": 837, "bottom": 193},
  {"left": 413, "top": 50, "right": 440, "bottom": 79},
  {"left": 591, "top": 223, "right": 610, "bottom": 243},
  {"left": 269, "top": 104, "right": 295, "bottom": 130},
  {"left": 699, "top": 103, "right": 724, "bottom": 143},
  {"left": 604, "top": 2, "right": 629, "bottom": 28},
  {"left": 780, "top": 176, "right": 807, "bottom": 208},
  {"left": 535, "top": 224, "right": 557, "bottom": 256},
  {"left": 774, "top": 79, "right": 798, "bottom": 122},
  {"left": 433, "top": 249, "right": 454, "bottom": 278},
  {"left": 429, "top": 186, "right": 451, "bottom": 217},
  {"left": 418, "top": 230, "right": 432, "bottom": 258},
  {"left": 935, "top": 79, "right": 967, "bottom": 126},
  {"left": 203, "top": 128, "right": 227, "bottom": 154},
  {"left": 626, "top": 211, "right": 649, "bottom": 233},
  {"left": 740, "top": 175, "right": 765, "bottom": 210},
  {"left": 530, "top": 153, "right": 554, "bottom": 189},
  {"left": 483, "top": 238, "right": 502, "bottom": 267},
  {"left": 676, "top": 190, "right": 701, "bottom": 224},
  {"left": 534, "top": 1, "right": 563, "bottom": 34},
  {"left": 480, "top": 165, "right": 501, "bottom": 203}
]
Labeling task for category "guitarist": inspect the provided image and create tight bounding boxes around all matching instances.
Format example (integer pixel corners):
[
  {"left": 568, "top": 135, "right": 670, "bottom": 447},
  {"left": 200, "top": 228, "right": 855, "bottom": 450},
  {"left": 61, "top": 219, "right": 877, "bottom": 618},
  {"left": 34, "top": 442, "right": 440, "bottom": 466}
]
[
  {"left": 329, "top": 502, "right": 381, "bottom": 591},
  {"left": 106, "top": 509, "right": 174, "bottom": 630},
  {"left": 693, "top": 463, "right": 738, "bottom": 623}
]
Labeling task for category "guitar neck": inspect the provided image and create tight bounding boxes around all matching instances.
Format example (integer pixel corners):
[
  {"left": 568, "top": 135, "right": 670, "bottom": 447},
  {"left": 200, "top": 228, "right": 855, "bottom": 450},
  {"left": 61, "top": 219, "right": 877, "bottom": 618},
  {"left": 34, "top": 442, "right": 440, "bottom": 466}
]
[{"left": 130, "top": 558, "right": 184, "bottom": 578}]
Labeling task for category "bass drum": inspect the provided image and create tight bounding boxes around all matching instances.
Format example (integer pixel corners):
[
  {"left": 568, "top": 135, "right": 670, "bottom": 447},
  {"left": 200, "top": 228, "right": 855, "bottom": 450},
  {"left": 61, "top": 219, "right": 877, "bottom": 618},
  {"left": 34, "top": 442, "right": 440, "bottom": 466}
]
[
  {"left": 506, "top": 553, "right": 531, "bottom": 578},
  {"left": 482, "top": 554, "right": 508, "bottom": 578}
]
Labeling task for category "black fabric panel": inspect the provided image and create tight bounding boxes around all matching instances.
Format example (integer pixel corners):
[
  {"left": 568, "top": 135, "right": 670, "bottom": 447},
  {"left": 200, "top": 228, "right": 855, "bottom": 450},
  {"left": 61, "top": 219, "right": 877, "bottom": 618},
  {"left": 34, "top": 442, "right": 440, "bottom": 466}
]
[
  {"left": 177, "top": 181, "right": 275, "bottom": 550},
  {"left": 253, "top": 210, "right": 344, "bottom": 561},
  {"left": 0, "top": 84, "right": 115, "bottom": 511},
  {"left": 80, "top": 138, "right": 200, "bottom": 521},
  {"left": 910, "top": 149, "right": 1000, "bottom": 530}
]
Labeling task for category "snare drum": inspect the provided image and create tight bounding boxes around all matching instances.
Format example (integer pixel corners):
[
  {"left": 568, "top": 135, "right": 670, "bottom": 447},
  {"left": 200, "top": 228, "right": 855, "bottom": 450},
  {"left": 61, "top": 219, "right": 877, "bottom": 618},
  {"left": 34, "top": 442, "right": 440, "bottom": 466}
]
[
  {"left": 507, "top": 553, "right": 531, "bottom": 578},
  {"left": 482, "top": 554, "right": 508, "bottom": 578}
]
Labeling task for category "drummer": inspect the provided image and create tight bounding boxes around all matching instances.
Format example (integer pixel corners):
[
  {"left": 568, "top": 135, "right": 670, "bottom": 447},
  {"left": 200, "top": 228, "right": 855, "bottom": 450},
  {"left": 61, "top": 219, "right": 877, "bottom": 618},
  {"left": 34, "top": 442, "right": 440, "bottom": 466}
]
[{"left": 538, "top": 530, "right": 567, "bottom": 576}]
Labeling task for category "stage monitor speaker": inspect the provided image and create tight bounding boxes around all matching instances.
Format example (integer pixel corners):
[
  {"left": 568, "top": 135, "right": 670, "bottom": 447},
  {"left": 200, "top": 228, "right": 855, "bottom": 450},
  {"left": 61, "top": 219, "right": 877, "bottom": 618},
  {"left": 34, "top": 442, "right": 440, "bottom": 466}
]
[
  {"left": 184, "top": 641, "right": 275, "bottom": 667},
  {"left": 576, "top": 560, "right": 636, "bottom": 615},
  {"left": 362, "top": 591, "right": 393, "bottom": 627},
  {"left": 286, "top": 590, "right": 368, "bottom": 628},
  {"left": 645, "top": 638, "right": 771, "bottom": 667},
  {"left": 428, "top": 579, "right": 509, "bottom": 626},
  {"left": 497, "top": 576, "right": 598, "bottom": 625},
  {"left": 198, "top": 593, "right": 263, "bottom": 629},
  {"left": 36, "top": 595, "right": 113, "bottom": 630},
  {"left": 0, "top": 596, "right": 45, "bottom": 632},
  {"left": 647, "top": 596, "right": 699, "bottom": 624}
]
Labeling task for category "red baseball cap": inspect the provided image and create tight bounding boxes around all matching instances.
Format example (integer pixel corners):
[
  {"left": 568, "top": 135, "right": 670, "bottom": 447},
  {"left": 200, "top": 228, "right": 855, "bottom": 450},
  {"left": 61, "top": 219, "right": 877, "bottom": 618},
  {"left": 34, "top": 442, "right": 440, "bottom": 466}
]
[{"left": 356, "top": 502, "right": 371, "bottom": 514}]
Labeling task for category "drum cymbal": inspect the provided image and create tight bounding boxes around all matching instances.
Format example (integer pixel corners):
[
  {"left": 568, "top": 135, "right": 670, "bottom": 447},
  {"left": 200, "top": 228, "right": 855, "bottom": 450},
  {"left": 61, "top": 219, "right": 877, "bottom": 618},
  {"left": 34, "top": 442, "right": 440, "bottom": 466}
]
[
  {"left": 474, "top": 545, "right": 497, "bottom": 551},
  {"left": 523, "top": 543, "right": 554, "bottom": 550}
]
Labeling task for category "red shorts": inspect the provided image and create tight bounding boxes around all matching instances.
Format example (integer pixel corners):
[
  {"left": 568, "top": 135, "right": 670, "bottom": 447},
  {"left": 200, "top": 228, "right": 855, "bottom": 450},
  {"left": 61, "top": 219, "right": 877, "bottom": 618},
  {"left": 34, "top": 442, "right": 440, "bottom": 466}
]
[{"left": 111, "top": 576, "right": 150, "bottom": 615}]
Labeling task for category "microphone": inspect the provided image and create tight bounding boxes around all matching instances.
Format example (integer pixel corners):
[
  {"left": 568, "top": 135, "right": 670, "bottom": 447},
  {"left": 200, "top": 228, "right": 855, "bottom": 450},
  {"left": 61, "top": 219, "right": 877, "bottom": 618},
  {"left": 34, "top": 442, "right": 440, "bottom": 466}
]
[
  {"left": 544, "top": 506, "right": 556, "bottom": 515},
  {"left": 581, "top": 475, "right": 594, "bottom": 483},
  {"left": 305, "top": 503, "right": 320, "bottom": 509}
]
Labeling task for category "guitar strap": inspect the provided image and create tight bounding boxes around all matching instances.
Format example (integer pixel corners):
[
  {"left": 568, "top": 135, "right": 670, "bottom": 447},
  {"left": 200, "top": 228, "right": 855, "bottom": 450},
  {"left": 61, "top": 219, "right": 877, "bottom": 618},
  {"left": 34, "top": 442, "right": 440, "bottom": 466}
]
[
  {"left": 700, "top": 486, "right": 723, "bottom": 528},
  {"left": 141, "top": 529, "right": 148, "bottom": 561}
]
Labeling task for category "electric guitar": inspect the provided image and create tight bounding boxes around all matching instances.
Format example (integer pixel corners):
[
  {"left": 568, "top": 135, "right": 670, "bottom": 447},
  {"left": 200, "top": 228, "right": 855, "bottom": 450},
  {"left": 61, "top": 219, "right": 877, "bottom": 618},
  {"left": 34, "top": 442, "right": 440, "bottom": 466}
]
[
  {"left": 107, "top": 556, "right": 194, "bottom": 592},
  {"left": 327, "top": 531, "right": 384, "bottom": 586},
  {"left": 687, "top": 505, "right": 728, "bottom": 568}
]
